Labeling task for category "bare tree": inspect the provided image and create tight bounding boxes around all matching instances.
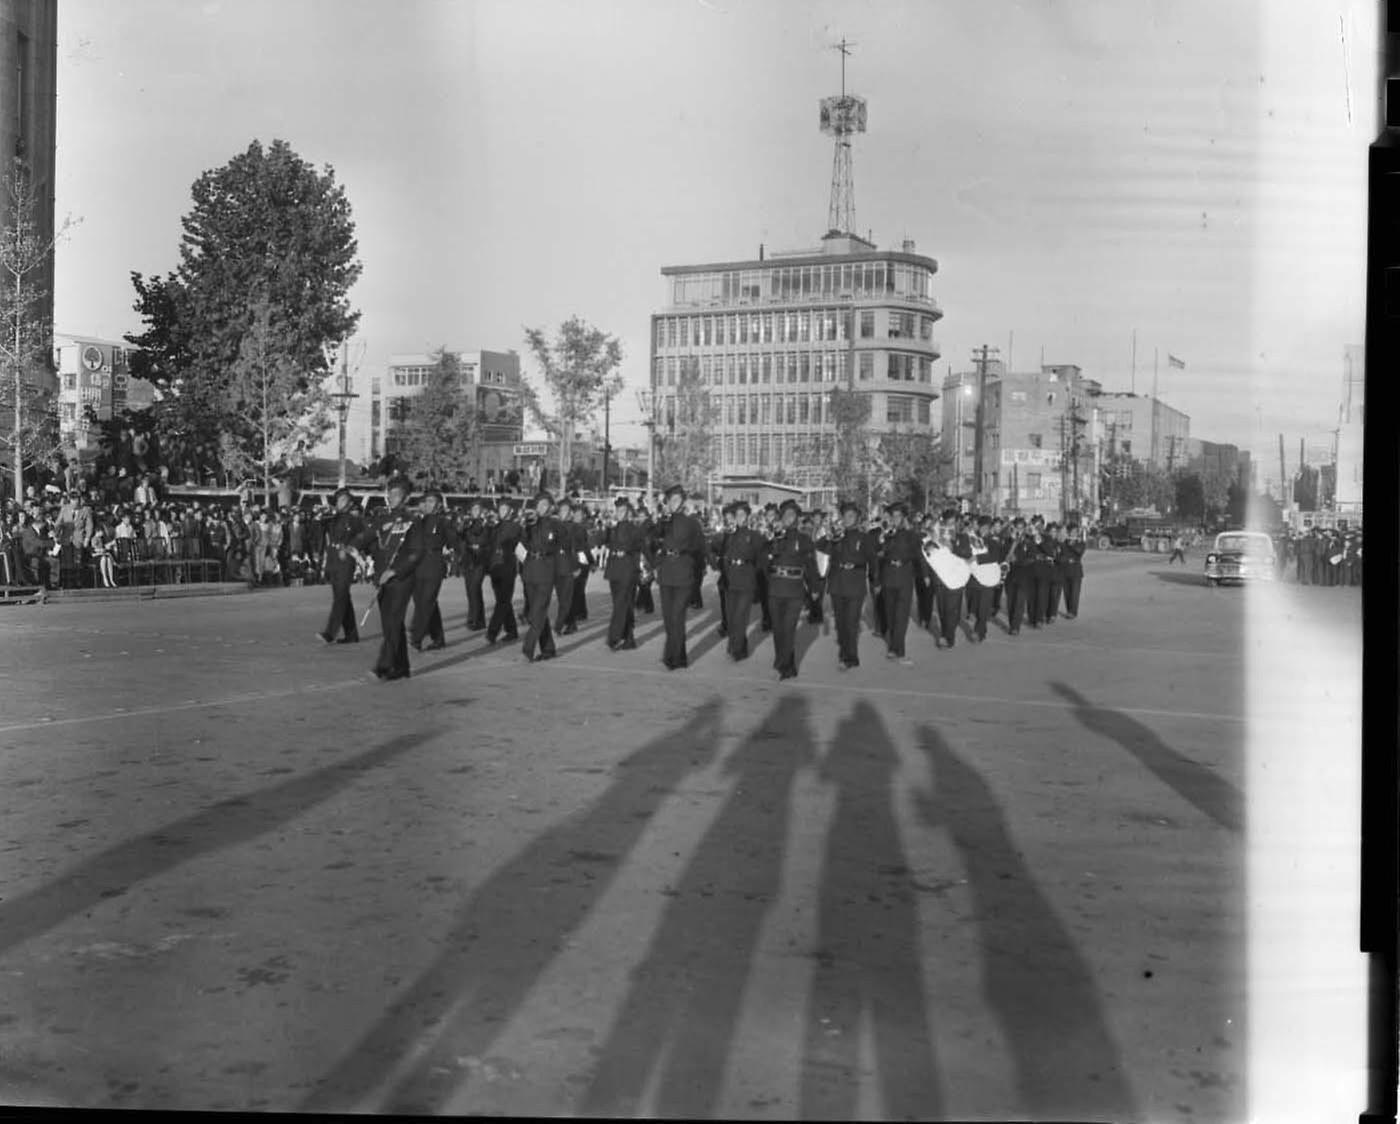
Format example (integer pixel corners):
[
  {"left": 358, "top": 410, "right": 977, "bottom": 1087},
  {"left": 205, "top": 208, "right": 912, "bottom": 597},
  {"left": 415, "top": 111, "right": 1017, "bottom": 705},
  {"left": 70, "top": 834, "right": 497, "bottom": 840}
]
[
  {"left": 523, "top": 316, "right": 623, "bottom": 487},
  {"left": 0, "top": 159, "right": 75, "bottom": 499}
]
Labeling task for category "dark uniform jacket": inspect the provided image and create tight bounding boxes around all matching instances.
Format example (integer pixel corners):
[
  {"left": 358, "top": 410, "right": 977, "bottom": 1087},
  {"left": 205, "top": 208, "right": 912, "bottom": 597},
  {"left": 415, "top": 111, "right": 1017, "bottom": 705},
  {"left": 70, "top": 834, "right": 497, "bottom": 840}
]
[
  {"left": 416, "top": 511, "right": 459, "bottom": 577},
  {"left": 603, "top": 521, "right": 650, "bottom": 582},
  {"left": 820, "top": 527, "right": 879, "bottom": 598},
  {"left": 355, "top": 504, "right": 425, "bottom": 582},
  {"left": 654, "top": 511, "right": 706, "bottom": 588},
  {"left": 458, "top": 516, "right": 491, "bottom": 571},
  {"left": 322, "top": 509, "right": 366, "bottom": 577},
  {"left": 1062, "top": 539, "right": 1086, "bottom": 573},
  {"left": 877, "top": 526, "right": 927, "bottom": 590},
  {"left": 766, "top": 526, "right": 820, "bottom": 598},
  {"left": 520, "top": 515, "right": 566, "bottom": 585},
  {"left": 487, "top": 517, "right": 520, "bottom": 574},
  {"left": 555, "top": 519, "right": 589, "bottom": 578},
  {"left": 722, "top": 526, "right": 767, "bottom": 592}
]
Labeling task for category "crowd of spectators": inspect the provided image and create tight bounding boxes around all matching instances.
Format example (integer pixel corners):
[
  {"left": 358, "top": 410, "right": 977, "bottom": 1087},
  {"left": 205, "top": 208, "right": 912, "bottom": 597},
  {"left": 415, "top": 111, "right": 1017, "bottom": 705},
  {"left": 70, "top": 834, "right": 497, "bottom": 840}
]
[{"left": 0, "top": 476, "right": 337, "bottom": 592}]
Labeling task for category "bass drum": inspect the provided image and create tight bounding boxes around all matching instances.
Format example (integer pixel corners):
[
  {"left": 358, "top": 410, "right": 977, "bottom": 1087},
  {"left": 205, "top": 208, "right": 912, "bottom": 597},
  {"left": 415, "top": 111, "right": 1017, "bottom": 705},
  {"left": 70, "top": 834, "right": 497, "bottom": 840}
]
[{"left": 922, "top": 543, "right": 971, "bottom": 589}]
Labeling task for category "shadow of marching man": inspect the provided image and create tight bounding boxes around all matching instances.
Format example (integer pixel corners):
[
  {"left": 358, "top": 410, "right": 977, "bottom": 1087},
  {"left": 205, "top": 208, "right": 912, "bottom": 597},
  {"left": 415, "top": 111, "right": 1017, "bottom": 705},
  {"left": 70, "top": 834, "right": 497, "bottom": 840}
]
[
  {"left": 301, "top": 701, "right": 725, "bottom": 1116},
  {"left": 580, "top": 694, "right": 816, "bottom": 1119},
  {"left": 914, "top": 723, "right": 1139, "bottom": 1122},
  {"left": 800, "top": 700, "right": 943, "bottom": 1121}
]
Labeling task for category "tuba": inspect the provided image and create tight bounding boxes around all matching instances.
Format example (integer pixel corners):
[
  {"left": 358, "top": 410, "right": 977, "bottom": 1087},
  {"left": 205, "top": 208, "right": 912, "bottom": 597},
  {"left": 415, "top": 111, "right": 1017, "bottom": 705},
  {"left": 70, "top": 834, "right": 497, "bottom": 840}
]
[
  {"left": 921, "top": 525, "right": 971, "bottom": 589},
  {"left": 967, "top": 530, "right": 1004, "bottom": 587}
]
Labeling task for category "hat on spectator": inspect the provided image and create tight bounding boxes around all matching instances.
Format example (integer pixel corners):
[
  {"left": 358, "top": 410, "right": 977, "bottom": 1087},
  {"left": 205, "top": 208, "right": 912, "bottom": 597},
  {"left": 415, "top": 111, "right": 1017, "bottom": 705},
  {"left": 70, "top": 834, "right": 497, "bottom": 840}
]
[
  {"left": 385, "top": 474, "right": 412, "bottom": 495},
  {"left": 664, "top": 484, "right": 686, "bottom": 501},
  {"left": 885, "top": 500, "right": 910, "bottom": 516},
  {"left": 333, "top": 486, "right": 353, "bottom": 501},
  {"left": 732, "top": 500, "right": 751, "bottom": 516},
  {"left": 779, "top": 499, "right": 801, "bottom": 517},
  {"left": 534, "top": 489, "right": 555, "bottom": 505},
  {"left": 838, "top": 499, "right": 861, "bottom": 517},
  {"left": 613, "top": 495, "right": 632, "bottom": 509}
]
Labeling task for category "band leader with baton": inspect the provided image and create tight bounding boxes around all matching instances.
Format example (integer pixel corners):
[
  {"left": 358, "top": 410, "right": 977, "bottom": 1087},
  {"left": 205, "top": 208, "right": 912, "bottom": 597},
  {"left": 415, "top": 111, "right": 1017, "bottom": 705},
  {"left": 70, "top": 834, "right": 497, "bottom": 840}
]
[{"left": 354, "top": 474, "right": 426, "bottom": 682}]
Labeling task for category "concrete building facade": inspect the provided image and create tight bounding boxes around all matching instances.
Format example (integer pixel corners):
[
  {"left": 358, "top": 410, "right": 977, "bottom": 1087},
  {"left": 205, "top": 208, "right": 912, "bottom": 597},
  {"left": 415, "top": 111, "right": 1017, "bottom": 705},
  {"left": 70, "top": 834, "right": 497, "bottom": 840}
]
[
  {"left": 1095, "top": 391, "right": 1191, "bottom": 471},
  {"left": 651, "top": 232, "right": 942, "bottom": 504},
  {"left": 1, "top": 0, "right": 57, "bottom": 397},
  {"left": 53, "top": 334, "right": 155, "bottom": 453},
  {"left": 940, "top": 360, "right": 1099, "bottom": 521}
]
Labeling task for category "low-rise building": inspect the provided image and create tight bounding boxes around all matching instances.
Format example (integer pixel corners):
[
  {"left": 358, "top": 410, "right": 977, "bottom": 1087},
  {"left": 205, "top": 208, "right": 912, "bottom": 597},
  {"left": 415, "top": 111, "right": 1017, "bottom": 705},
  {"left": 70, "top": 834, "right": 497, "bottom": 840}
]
[{"left": 53, "top": 334, "right": 156, "bottom": 453}]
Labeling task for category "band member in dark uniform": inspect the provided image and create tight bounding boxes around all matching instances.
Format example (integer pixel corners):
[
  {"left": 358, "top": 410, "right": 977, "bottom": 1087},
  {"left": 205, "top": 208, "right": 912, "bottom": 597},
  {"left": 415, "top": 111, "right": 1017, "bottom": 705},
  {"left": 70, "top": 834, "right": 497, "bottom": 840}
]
[
  {"left": 459, "top": 498, "right": 491, "bottom": 631},
  {"left": 755, "top": 502, "right": 777, "bottom": 632},
  {"left": 603, "top": 496, "right": 649, "bottom": 649},
  {"left": 877, "top": 500, "right": 927, "bottom": 664},
  {"left": 966, "top": 515, "right": 1000, "bottom": 644},
  {"left": 1005, "top": 518, "right": 1036, "bottom": 636},
  {"left": 409, "top": 488, "right": 458, "bottom": 651},
  {"left": 819, "top": 498, "right": 879, "bottom": 670},
  {"left": 687, "top": 498, "right": 706, "bottom": 611},
  {"left": 655, "top": 483, "right": 706, "bottom": 670},
  {"left": 914, "top": 517, "right": 935, "bottom": 630},
  {"left": 520, "top": 491, "right": 565, "bottom": 662},
  {"left": 869, "top": 508, "right": 889, "bottom": 639},
  {"left": 634, "top": 501, "right": 657, "bottom": 616},
  {"left": 764, "top": 499, "right": 819, "bottom": 680},
  {"left": 1028, "top": 516, "right": 1055, "bottom": 627},
  {"left": 1045, "top": 522, "right": 1066, "bottom": 622},
  {"left": 803, "top": 509, "right": 827, "bottom": 625},
  {"left": 552, "top": 496, "right": 581, "bottom": 635},
  {"left": 354, "top": 475, "right": 425, "bottom": 681},
  {"left": 316, "top": 486, "right": 364, "bottom": 645},
  {"left": 711, "top": 505, "right": 734, "bottom": 639},
  {"left": 934, "top": 509, "right": 973, "bottom": 650},
  {"left": 989, "top": 516, "right": 1008, "bottom": 617},
  {"left": 484, "top": 496, "right": 521, "bottom": 644},
  {"left": 720, "top": 500, "right": 766, "bottom": 661},
  {"left": 1062, "top": 523, "right": 1085, "bottom": 619},
  {"left": 564, "top": 503, "right": 596, "bottom": 629}
]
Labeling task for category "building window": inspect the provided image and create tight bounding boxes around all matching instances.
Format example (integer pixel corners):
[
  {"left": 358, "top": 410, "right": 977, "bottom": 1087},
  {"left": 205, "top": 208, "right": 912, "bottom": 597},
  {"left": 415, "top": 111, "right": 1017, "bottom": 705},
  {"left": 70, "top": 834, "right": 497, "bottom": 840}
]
[
  {"left": 737, "top": 397, "right": 747, "bottom": 425},
  {"left": 724, "top": 435, "right": 734, "bottom": 466},
  {"left": 666, "top": 358, "right": 678, "bottom": 386},
  {"left": 917, "top": 399, "right": 930, "bottom": 424},
  {"left": 371, "top": 377, "right": 381, "bottom": 395},
  {"left": 760, "top": 435, "right": 770, "bottom": 466},
  {"left": 860, "top": 311, "right": 874, "bottom": 338},
  {"left": 761, "top": 354, "right": 772, "bottom": 383},
  {"left": 370, "top": 400, "right": 381, "bottom": 425},
  {"left": 1121, "top": 440, "right": 1132, "bottom": 455},
  {"left": 799, "top": 353, "right": 810, "bottom": 382},
  {"left": 887, "top": 394, "right": 913, "bottom": 423},
  {"left": 1027, "top": 472, "right": 1042, "bottom": 491},
  {"left": 738, "top": 356, "right": 748, "bottom": 385},
  {"left": 748, "top": 435, "right": 758, "bottom": 463},
  {"left": 859, "top": 352, "right": 873, "bottom": 381},
  {"left": 798, "top": 396, "right": 809, "bottom": 424},
  {"left": 1029, "top": 433, "right": 1042, "bottom": 449},
  {"left": 888, "top": 311, "right": 915, "bottom": 339}
]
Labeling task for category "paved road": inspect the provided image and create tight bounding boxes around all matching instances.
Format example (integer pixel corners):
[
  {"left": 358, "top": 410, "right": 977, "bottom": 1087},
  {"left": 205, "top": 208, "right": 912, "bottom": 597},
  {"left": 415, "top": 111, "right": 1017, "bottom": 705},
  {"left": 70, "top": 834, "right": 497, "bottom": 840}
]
[{"left": 0, "top": 551, "right": 1360, "bottom": 1119}]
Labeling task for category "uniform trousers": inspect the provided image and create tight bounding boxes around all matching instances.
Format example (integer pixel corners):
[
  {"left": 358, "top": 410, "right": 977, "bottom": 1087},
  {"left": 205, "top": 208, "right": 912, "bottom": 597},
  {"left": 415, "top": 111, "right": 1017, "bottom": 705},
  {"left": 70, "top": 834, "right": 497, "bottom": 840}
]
[
  {"left": 881, "top": 582, "right": 914, "bottom": 657},
  {"left": 755, "top": 570, "right": 772, "bottom": 629},
  {"left": 915, "top": 572, "right": 934, "bottom": 627},
  {"left": 521, "top": 580, "right": 557, "bottom": 659},
  {"left": 831, "top": 591, "right": 865, "bottom": 665},
  {"left": 1062, "top": 571, "right": 1083, "bottom": 617},
  {"left": 716, "top": 573, "right": 730, "bottom": 635},
  {"left": 935, "top": 583, "right": 964, "bottom": 647},
  {"left": 806, "top": 580, "right": 825, "bottom": 624},
  {"left": 409, "top": 564, "right": 446, "bottom": 646},
  {"left": 463, "top": 564, "right": 487, "bottom": 629},
  {"left": 659, "top": 582, "right": 691, "bottom": 667},
  {"left": 607, "top": 575, "right": 638, "bottom": 646},
  {"left": 1047, "top": 572, "right": 1064, "bottom": 620},
  {"left": 967, "top": 580, "right": 994, "bottom": 641},
  {"left": 486, "top": 567, "right": 519, "bottom": 641},
  {"left": 374, "top": 576, "right": 416, "bottom": 678},
  {"left": 552, "top": 572, "right": 576, "bottom": 631},
  {"left": 1028, "top": 567, "right": 1052, "bottom": 625},
  {"left": 689, "top": 566, "right": 705, "bottom": 610},
  {"left": 568, "top": 566, "right": 590, "bottom": 623},
  {"left": 724, "top": 586, "right": 754, "bottom": 658},
  {"left": 769, "top": 593, "right": 803, "bottom": 675},
  {"left": 1006, "top": 572, "right": 1030, "bottom": 632},
  {"left": 871, "top": 580, "right": 889, "bottom": 636},
  {"left": 323, "top": 569, "right": 358, "bottom": 641},
  {"left": 635, "top": 578, "right": 655, "bottom": 615}
]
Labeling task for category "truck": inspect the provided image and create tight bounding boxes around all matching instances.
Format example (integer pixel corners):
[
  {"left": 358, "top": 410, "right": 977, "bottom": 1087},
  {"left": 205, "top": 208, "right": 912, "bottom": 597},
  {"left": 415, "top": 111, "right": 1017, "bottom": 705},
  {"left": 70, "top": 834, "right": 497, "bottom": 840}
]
[{"left": 1094, "top": 512, "right": 1179, "bottom": 551}]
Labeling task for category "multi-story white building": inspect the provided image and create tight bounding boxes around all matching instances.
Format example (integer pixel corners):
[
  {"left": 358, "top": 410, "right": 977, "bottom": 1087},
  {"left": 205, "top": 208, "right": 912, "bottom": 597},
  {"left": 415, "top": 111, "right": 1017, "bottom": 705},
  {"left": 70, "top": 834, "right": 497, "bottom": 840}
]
[
  {"left": 651, "top": 232, "right": 942, "bottom": 503},
  {"left": 53, "top": 334, "right": 155, "bottom": 452}
]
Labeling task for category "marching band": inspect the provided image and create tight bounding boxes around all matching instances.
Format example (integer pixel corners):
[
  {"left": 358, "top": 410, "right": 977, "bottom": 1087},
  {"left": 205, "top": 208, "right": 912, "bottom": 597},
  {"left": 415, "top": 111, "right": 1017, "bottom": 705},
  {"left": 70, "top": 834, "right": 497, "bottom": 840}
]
[{"left": 325, "top": 478, "right": 1093, "bottom": 683}]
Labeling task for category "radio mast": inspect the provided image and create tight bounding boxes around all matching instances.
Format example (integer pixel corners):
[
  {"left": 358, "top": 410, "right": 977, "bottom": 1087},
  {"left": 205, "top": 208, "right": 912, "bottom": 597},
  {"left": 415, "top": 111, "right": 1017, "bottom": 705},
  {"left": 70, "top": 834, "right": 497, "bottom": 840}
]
[{"left": 821, "top": 39, "right": 866, "bottom": 236}]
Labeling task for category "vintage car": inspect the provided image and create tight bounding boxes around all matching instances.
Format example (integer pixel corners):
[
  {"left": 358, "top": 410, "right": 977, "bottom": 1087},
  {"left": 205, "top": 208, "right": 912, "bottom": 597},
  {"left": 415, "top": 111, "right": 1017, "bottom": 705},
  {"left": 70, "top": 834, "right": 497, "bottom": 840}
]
[{"left": 1203, "top": 531, "right": 1277, "bottom": 586}]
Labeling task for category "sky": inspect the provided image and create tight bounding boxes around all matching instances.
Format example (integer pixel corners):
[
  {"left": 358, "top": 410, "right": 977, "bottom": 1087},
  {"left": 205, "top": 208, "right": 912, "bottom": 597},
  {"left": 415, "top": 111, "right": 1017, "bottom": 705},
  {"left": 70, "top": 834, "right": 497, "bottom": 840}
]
[{"left": 51, "top": 0, "right": 1376, "bottom": 479}]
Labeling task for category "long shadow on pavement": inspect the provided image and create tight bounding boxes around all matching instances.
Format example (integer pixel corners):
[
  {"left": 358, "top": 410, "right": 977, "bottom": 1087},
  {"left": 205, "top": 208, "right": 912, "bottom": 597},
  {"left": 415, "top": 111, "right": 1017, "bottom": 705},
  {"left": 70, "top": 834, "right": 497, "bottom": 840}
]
[
  {"left": 914, "top": 724, "right": 1139, "bottom": 1121},
  {"left": 300, "top": 700, "right": 726, "bottom": 1116},
  {"left": 1150, "top": 568, "right": 1209, "bottom": 587},
  {"left": 1049, "top": 681, "right": 1243, "bottom": 833},
  {"left": 800, "top": 701, "right": 943, "bottom": 1121},
  {"left": 580, "top": 694, "right": 815, "bottom": 1118},
  {"left": 0, "top": 727, "right": 445, "bottom": 956}
]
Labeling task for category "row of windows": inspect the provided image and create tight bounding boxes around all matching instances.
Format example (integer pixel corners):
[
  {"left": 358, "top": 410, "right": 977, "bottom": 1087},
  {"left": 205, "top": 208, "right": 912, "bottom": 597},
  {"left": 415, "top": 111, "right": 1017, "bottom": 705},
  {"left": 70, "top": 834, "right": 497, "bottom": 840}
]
[
  {"left": 657, "top": 392, "right": 932, "bottom": 430},
  {"left": 653, "top": 350, "right": 934, "bottom": 388},
  {"left": 390, "top": 366, "right": 512, "bottom": 388},
  {"left": 654, "top": 308, "right": 937, "bottom": 349},
  {"left": 669, "top": 260, "right": 935, "bottom": 307}
]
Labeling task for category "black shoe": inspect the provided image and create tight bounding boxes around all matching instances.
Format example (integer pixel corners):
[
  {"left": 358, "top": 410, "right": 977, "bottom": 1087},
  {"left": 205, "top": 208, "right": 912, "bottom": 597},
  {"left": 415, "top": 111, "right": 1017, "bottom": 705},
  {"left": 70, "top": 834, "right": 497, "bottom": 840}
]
[
  {"left": 410, "top": 640, "right": 423, "bottom": 651},
  {"left": 335, "top": 636, "right": 358, "bottom": 645},
  {"left": 618, "top": 639, "right": 637, "bottom": 650},
  {"left": 717, "top": 628, "right": 728, "bottom": 638},
  {"left": 424, "top": 640, "right": 445, "bottom": 651},
  {"left": 539, "top": 649, "right": 558, "bottom": 660},
  {"left": 1009, "top": 628, "right": 1020, "bottom": 636},
  {"left": 504, "top": 632, "right": 519, "bottom": 641},
  {"left": 761, "top": 623, "right": 772, "bottom": 633},
  {"left": 316, "top": 632, "right": 333, "bottom": 645},
  {"left": 382, "top": 669, "right": 410, "bottom": 681},
  {"left": 779, "top": 670, "right": 797, "bottom": 681},
  {"left": 468, "top": 622, "right": 486, "bottom": 632},
  {"left": 485, "top": 635, "right": 497, "bottom": 645}
]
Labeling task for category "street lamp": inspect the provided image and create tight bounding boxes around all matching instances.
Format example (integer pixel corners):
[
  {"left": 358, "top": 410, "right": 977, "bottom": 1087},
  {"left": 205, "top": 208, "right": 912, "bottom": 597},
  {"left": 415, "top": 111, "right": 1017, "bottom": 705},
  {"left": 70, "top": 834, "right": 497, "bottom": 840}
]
[
  {"left": 329, "top": 353, "right": 359, "bottom": 490},
  {"left": 635, "top": 388, "right": 657, "bottom": 508}
]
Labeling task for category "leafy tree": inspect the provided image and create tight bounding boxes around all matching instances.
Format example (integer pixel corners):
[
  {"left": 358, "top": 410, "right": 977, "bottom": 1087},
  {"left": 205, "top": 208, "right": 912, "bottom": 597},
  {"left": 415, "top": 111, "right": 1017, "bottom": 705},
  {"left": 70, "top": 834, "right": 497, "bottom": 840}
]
[
  {"left": 827, "top": 386, "right": 874, "bottom": 505},
  {"left": 220, "top": 298, "right": 335, "bottom": 495},
  {"left": 127, "top": 139, "right": 361, "bottom": 452},
  {"left": 522, "top": 316, "right": 623, "bottom": 486},
  {"left": 881, "top": 428, "right": 955, "bottom": 512},
  {"left": 654, "top": 357, "right": 716, "bottom": 495},
  {"left": 0, "top": 159, "right": 72, "bottom": 499},
  {"left": 1174, "top": 471, "right": 1205, "bottom": 521},
  {"left": 391, "top": 349, "right": 480, "bottom": 490}
]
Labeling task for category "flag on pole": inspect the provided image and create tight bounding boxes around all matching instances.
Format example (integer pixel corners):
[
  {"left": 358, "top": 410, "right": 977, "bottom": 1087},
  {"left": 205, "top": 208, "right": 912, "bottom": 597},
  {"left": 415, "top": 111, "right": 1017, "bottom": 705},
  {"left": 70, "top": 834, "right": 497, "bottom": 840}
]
[{"left": 1167, "top": 354, "right": 1186, "bottom": 370}]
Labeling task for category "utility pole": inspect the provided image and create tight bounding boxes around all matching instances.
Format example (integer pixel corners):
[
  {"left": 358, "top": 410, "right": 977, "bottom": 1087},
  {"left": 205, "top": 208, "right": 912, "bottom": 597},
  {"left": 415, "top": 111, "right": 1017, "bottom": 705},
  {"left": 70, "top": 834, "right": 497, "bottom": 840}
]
[
  {"left": 330, "top": 342, "right": 360, "bottom": 489},
  {"left": 601, "top": 389, "right": 611, "bottom": 496},
  {"left": 971, "top": 343, "right": 998, "bottom": 513},
  {"left": 636, "top": 388, "right": 656, "bottom": 509}
]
